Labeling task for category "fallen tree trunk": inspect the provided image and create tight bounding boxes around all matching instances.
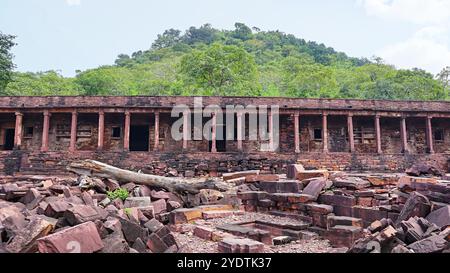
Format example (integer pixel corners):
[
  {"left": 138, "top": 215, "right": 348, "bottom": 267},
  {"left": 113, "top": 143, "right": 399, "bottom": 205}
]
[{"left": 67, "top": 160, "right": 226, "bottom": 195}]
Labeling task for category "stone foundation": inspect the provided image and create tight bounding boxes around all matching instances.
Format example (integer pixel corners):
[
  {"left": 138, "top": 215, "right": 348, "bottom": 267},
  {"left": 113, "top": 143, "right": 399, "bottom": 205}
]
[{"left": 1, "top": 150, "right": 448, "bottom": 176}]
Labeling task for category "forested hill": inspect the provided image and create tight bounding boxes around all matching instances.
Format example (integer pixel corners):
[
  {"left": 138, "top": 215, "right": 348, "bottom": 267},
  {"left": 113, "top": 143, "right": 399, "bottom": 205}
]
[{"left": 2, "top": 23, "right": 450, "bottom": 100}]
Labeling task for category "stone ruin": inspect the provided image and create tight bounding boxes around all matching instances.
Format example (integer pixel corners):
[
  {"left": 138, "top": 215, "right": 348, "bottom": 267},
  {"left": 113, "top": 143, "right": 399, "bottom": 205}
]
[{"left": 0, "top": 161, "right": 448, "bottom": 253}]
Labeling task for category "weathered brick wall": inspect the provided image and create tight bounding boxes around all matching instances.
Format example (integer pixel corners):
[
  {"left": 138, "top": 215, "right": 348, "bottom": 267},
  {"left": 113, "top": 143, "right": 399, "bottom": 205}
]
[{"left": 1, "top": 150, "right": 448, "bottom": 176}]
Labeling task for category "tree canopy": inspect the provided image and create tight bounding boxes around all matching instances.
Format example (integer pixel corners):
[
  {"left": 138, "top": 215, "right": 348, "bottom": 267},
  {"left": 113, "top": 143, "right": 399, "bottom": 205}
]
[{"left": 2, "top": 23, "right": 449, "bottom": 100}]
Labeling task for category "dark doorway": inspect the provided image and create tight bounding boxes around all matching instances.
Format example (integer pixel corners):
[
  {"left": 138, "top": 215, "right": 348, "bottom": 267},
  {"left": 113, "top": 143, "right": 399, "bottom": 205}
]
[
  {"left": 208, "top": 125, "right": 226, "bottom": 152},
  {"left": 4, "top": 129, "right": 15, "bottom": 150},
  {"left": 130, "top": 125, "right": 149, "bottom": 151}
]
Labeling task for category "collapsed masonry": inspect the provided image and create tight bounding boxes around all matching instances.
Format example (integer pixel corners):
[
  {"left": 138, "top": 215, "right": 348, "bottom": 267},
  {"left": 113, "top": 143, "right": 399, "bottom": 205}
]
[{"left": 0, "top": 160, "right": 449, "bottom": 253}]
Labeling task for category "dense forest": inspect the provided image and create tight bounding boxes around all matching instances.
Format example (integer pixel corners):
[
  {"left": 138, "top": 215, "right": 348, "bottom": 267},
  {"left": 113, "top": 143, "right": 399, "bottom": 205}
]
[{"left": 1, "top": 23, "right": 450, "bottom": 100}]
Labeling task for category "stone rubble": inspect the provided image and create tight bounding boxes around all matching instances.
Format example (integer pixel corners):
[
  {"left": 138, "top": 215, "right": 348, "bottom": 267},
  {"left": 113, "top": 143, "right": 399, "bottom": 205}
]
[{"left": 0, "top": 162, "right": 449, "bottom": 253}]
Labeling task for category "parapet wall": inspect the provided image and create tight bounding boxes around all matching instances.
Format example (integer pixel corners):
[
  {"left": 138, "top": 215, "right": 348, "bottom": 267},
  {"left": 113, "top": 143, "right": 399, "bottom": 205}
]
[{"left": 1, "top": 151, "right": 448, "bottom": 176}]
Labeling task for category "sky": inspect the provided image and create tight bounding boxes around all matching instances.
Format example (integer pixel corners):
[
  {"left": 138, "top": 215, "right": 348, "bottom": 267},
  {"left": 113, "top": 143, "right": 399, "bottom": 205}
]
[{"left": 1, "top": 0, "right": 450, "bottom": 77}]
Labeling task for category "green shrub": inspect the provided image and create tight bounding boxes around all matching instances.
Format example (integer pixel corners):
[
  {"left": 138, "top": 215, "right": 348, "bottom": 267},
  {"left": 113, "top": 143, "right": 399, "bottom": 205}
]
[{"left": 107, "top": 188, "right": 129, "bottom": 201}]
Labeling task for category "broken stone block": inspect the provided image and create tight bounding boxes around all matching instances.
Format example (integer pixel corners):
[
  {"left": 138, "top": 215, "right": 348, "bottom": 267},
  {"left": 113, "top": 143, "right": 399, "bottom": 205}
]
[
  {"left": 151, "top": 199, "right": 167, "bottom": 215},
  {"left": 287, "top": 164, "right": 305, "bottom": 179},
  {"left": 368, "top": 218, "right": 394, "bottom": 233},
  {"left": 146, "top": 233, "right": 169, "bottom": 253},
  {"left": 327, "top": 215, "right": 363, "bottom": 229},
  {"left": 311, "top": 212, "right": 329, "bottom": 228},
  {"left": 100, "top": 233, "right": 130, "bottom": 253},
  {"left": 218, "top": 237, "right": 264, "bottom": 253},
  {"left": 318, "top": 193, "right": 356, "bottom": 207},
  {"left": 20, "top": 188, "right": 43, "bottom": 210},
  {"left": 44, "top": 200, "right": 70, "bottom": 218},
  {"left": 353, "top": 207, "right": 388, "bottom": 227},
  {"left": 307, "top": 204, "right": 334, "bottom": 214},
  {"left": 357, "top": 197, "right": 374, "bottom": 207},
  {"left": 398, "top": 176, "right": 437, "bottom": 193},
  {"left": 406, "top": 163, "right": 443, "bottom": 177},
  {"left": 325, "top": 225, "right": 364, "bottom": 248},
  {"left": 137, "top": 206, "right": 155, "bottom": 220},
  {"left": 426, "top": 205, "right": 450, "bottom": 229},
  {"left": 193, "top": 225, "right": 214, "bottom": 240},
  {"left": 272, "top": 236, "right": 295, "bottom": 245},
  {"left": 227, "top": 177, "right": 247, "bottom": 185},
  {"left": 202, "top": 210, "right": 234, "bottom": 219},
  {"left": 396, "top": 192, "right": 432, "bottom": 225},
  {"left": 103, "top": 217, "right": 121, "bottom": 234},
  {"left": 391, "top": 244, "right": 413, "bottom": 253},
  {"left": 223, "top": 170, "right": 260, "bottom": 181},
  {"left": 366, "top": 175, "right": 398, "bottom": 186},
  {"left": 119, "top": 217, "right": 149, "bottom": 244},
  {"left": 408, "top": 235, "right": 448, "bottom": 253},
  {"left": 144, "top": 218, "right": 164, "bottom": 233},
  {"left": 6, "top": 217, "right": 54, "bottom": 253},
  {"left": 64, "top": 205, "right": 103, "bottom": 226},
  {"left": 167, "top": 201, "right": 181, "bottom": 211},
  {"left": 401, "top": 217, "right": 425, "bottom": 244},
  {"left": 301, "top": 178, "right": 326, "bottom": 201},
  {"left": 237, "top": 191, "right": 263, "bottom": 201},
  {"left": 169, "top": 208, "right": 202, "bottom": 224},
  {"left": 333, "top": 177, "right": 371, "bottom": 190},
  {"left": 296, "top": 170, "right": 329, "bottom": 181},
  {"left": 124, "top": 197, "right": 152, "bottom": 208},
  {"left": 150, "top": 190, "right": 170, "bottom": 200},
  {"left": 37, "top": 221, "right": 103, "bottom": 253},
  {"left": 245, "top": 174, "right": 279, "bottom": 183}
]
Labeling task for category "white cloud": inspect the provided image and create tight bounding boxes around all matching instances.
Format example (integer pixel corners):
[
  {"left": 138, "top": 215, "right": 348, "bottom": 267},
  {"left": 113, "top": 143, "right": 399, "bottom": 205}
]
[
  {"left": 357, "top": 0, "right": 450, "bottom": 74},
  {"left": 377, "top": 26, "right": 450, "bottom": 74},
  {"left": 357, "top": 0, "right": 450, "bottom": 25},
  {"left": 66, "top": 0, "right": 81, "bottom": 6}
]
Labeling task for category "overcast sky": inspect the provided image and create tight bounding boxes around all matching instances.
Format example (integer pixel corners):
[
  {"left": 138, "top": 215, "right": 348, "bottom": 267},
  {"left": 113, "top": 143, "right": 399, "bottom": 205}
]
[{"left": 1, "top": 0, "right": 450, "bottom": 76}]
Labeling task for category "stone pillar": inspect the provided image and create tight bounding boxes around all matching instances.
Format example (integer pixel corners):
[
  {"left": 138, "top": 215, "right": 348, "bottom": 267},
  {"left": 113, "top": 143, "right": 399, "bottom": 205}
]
[
  {"left": 211, "top": 112, "right": 217, "bottom": 153},
  {"left": 322, "top": 113, "right": 328, "bottom": 153},
  {"left": 154, "top": 112, "right": 159, "bottom": 151},
  {"left": 426, "top": 116, "right": 434, "bottom": 154},
  {"left": 41, "top": 110, "right": 51, "bottom": 152},
  {"left": 400, "top": 117, "right": 408, "bottom": 153},
  {"left": 97, "top": 110, "right": 105, "bottom": 150},
  {"left": 268, "top": 110, "right": 274, "bottom": 151},
  {"left": 14, "top": 112, "right": 23, "bottom": 149},
  {"left": 375, "top": 115, "right": 382, "bottom": 154},
  {"left": 347, "top": 114, "right": 355, "bottom": 152},
  {"left": 69, "top": 111, "right": 78, "bottom": 152},
  {"left": 183, "top": 111, "right": 189, "bottom": 150},
  {"left": 123, "top": 111, "right": 131, "bottom": 151},
  {"left": 294, "top": 112, "right": 300, "bottom": 153},
  {"left": 237, "top": 112, "right": 243, "bottom": 151}
]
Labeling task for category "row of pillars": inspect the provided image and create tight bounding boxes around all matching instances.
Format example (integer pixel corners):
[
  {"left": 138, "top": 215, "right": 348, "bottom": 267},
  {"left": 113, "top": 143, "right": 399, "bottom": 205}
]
[
  {"left": 13, "top": 110, "right": 161, "bottom": 152},
  {"left": 292, "top": 112, "right": 435, "bottom": 154},
  {"left": 13, "top": 110, "right": 435, "bottom": 154}
]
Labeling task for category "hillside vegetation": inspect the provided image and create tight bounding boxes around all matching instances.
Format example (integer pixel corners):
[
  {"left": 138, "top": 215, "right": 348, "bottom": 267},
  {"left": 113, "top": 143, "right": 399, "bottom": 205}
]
[{"left": 2, "top": 23, "right": 450, "bottom": 100}]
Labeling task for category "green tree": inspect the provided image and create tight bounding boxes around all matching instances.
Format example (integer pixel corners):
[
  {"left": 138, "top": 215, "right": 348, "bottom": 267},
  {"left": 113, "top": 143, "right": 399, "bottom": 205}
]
[
  {"left": 4, "top": 71, "right": 81, "bottom": 95},
  {"left": 182, "top": 24, "right": 218, "bottom": 45},
  {"left": 179, "top": 43, "right": 259, "bottom": 95},
  {"left": 0, "top": 32, "right": 16, "bottom": 92},
  {"left": 151, "top": 29, "right": 182, "bottom": 49},
  {"left": 75, "top": 66, "right": 136, "bottom": 95},
  {"left": 232, "top": 23, "right": 253, "bottom": 41}
]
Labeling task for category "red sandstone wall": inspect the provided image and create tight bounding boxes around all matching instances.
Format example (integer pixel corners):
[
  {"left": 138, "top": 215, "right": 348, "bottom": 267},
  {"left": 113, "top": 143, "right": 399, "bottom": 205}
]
[{"left": 1, "top": 150, "right": 448, "bottom": 176}]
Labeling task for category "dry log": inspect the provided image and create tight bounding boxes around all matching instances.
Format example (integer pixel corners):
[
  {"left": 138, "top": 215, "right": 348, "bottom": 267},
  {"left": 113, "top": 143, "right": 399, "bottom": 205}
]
[{"left": 67, "top": 160, "right": 227, "bottom": 195}]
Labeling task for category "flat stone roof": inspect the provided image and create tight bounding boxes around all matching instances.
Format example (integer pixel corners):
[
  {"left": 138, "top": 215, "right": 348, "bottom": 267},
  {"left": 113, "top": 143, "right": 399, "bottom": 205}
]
[{"left": 0, "top": 96, "right": 449, "bottom": 113}]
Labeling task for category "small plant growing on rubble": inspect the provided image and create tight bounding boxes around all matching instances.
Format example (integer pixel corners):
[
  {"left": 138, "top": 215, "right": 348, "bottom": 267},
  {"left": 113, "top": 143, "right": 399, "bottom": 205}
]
[
  {"left": 107, "top": 188, "right": 129, "bottom": 201},
  {"left": 123, "top": 208, "right": 132, "bottom": 215}
]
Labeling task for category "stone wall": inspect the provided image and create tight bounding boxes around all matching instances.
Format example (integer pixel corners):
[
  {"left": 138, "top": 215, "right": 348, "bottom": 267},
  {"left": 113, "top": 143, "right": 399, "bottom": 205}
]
[{"left": 0, "top": 150, "right": 448, "bottom": 177}]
